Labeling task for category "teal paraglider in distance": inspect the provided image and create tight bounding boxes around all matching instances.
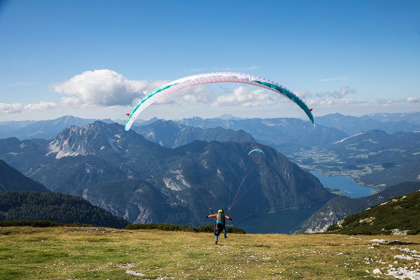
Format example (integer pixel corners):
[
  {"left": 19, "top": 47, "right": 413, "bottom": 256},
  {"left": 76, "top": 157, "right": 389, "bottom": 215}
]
[
  {"left": 248, "top": 149, "right": 265, "bottom": 156},
  {"left": 125, "top": 72, "right": 315, "bottom": 131}
]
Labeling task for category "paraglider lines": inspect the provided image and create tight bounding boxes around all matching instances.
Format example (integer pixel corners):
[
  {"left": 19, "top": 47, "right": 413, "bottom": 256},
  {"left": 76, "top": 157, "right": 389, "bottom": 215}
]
[{"left": 227, "top": 160, "right": 277, "bottom": 214}]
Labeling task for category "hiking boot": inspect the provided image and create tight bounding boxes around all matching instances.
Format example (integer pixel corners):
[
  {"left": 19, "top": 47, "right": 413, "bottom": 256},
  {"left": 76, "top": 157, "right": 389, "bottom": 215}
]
[
  {"left": 224, "top": 235, "right": 227, "bottom": 239},
  {"left": 215, "top": 240, "right": 218, "bottom": 245}
]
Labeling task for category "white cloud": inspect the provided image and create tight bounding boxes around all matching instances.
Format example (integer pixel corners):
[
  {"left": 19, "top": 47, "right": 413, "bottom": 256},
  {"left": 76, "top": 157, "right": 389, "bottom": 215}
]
[
  {"left": 53, "top": 69, "right": 275, "bottom": 109},
  {"left": 0, "top": 103, "right": 23, "bottom": 113},
  {"left": 294, "top": 90, "right": 312, "bottom": 99},
  {"left": 315, "top": 87, "right": 357, "bottom": 99},
  {"left": 406, "top": 97, "right": 420, "bottom": 103},
  {"left": 153, "top": 85, "right": 215, "bottom": 106},
  {"left": 329, "top": 87, "right": 357, "bottom": 99},
  {"left": 375, "top": 97, "right": 420, "bottom": 105},
  {"left": 299, "top": 86, "right": 362, "bottom": 108},
  {"left": 24, "top": 101, "right": 57, "bottom": 112},
  {"left": 377, "top": 99, "right": 399, "bottom": 105},
  {"left": 50, "top": 69, "right": 150, "bottom": 107},
  {"left": 211, "top": 86, "right": 280, "bottom": 107},
  {"left": 0, "top": 101, "right": 57, "bottom": 114},
  {"left": 321, "top": 76, "right": 348, "bottom": 82}
]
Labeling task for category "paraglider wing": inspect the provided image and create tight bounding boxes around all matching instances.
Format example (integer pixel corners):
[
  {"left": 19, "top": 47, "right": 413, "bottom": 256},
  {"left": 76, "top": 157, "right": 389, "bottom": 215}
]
[
  {"left": 248, "top": 149, "right": 265, "bottom": 156},
  {"left": 125, "top": 72, "right": 314, "bottom": 131}
]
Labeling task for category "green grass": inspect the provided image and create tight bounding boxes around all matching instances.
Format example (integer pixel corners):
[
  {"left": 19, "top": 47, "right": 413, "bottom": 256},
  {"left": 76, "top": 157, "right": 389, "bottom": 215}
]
[
  {"left": 1, "top": 227, "right": 420, "bottom": 279},
  {"left": 328, "top": 192, "right": 420, "bottom": 235}
]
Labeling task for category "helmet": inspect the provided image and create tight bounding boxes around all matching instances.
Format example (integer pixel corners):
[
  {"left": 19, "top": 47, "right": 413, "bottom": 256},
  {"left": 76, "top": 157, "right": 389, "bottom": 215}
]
[{"left": 218, "top": 209, "right": 224, "bottom": 213}]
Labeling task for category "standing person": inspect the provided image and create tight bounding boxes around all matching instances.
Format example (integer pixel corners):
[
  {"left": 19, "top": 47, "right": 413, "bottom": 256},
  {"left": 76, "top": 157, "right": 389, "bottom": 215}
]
[{"left": 206, "top": 209, "right": 232, "bottom": 244}]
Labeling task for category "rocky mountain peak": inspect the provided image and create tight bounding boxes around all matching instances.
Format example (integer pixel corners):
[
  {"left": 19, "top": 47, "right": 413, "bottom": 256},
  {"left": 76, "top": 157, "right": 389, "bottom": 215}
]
[{"left": 47, "top": 121, "right": 129, "bottom": 159}]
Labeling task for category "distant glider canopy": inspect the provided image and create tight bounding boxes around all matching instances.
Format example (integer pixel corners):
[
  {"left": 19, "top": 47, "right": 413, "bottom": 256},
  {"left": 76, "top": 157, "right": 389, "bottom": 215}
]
[
  {"left": 248, "top": 149, "right": 265, "bottom": 156},
  {"left": 125, "top": 72, "right": 314, "bottom": 131}
]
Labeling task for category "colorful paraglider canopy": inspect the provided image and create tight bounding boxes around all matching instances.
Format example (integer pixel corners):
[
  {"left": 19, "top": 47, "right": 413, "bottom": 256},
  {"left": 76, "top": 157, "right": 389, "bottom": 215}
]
[
  {"left": 125, "top": 72, "right": 315, "bottom": 131},
  {"left": 248, "top": 149, "right": 265, "bottom": 156}
]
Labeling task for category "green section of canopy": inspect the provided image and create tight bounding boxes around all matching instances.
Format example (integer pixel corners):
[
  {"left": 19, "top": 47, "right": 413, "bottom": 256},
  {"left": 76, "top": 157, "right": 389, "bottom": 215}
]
[
  {"left": 252, "top": 80, "right": 314, "bottom": 125},
  {"left": 126, "top": 82, "right": 178, "bottom": 127}
]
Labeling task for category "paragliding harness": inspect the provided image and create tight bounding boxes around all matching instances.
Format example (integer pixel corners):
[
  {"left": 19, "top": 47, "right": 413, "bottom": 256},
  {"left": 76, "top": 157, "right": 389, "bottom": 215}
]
[{"left": 214, "top": 211, "right": 226, "bottom": 236}]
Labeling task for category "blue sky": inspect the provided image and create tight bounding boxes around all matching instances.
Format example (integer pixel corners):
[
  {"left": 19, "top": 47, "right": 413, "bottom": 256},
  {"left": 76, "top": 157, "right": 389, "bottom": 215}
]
[{"left": 0, "top": 0, "right": 419, "bottom": 122}]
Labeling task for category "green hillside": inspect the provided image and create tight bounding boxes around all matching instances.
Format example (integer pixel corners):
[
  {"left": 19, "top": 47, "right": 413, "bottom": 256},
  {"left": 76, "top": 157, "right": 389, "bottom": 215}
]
[
  {"left": 0, "top": 159, "right": 49, "bottom": 192},
  {"left": 327, "top": 190, "right": 420, "bottom": 235},
  {"left": 0, "top": 191, "right": 129, "bottom": 229}
]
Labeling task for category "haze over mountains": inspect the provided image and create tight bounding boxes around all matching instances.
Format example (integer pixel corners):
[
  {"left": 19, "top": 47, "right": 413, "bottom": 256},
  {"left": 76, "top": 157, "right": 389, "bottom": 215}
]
[
  {"left": 0, "top": 115, "right": 114, "bottom": 140},
  {"left": 2, "top": 111, "right": 420, "bottom": 143},
  {"left": 316, "top": 112, "right": 420, "bottom": 135}
]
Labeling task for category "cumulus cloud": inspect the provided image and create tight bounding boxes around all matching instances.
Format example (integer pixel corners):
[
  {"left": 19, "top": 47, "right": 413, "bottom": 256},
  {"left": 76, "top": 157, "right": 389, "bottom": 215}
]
[
  {"left": 0, "top": 101, "right": 57, "bottom": 114},
  {"left": 294, "top": 90, "right": 312, "bottom": 99},
  {"left": 0, "top": 103, "right": 23, "bottom": 114},
  {"left": 375, "top": 97, "right": 420, "bottom": 105},
  {"left": 328, "top": 87, "right": 357, "bottom": 99},
  {"left": 377, "top": 99, "right": 399, "bottom": 105},
  {"left": 295, "top": 86, "right": 363, "bottom": 108},
  {"left": 50, "top": 69, "right": 150, "bottom": 107},
  {"left": 49, "top": 70, "right": 379, "bottom": 113},
  {"left": 303, "top": 86, "right": 365, "bottom": 108},
  {"left": 406, "top": 97, "right": 420, "bottom": 103},
  {"left": 211, "top": 86, "right": 280, "bottom": 107},
  {"left": 315, "top": 87, "right": 357, "bottom": 99},
  {"left": 53, "top": 69, "right": 269, "bottom": 109},
  {"left": 152, "top": 85, "right": 215, "bottom": 106},
  {"left": 24, "top": 101, "right": 57, "bottom": 112}
]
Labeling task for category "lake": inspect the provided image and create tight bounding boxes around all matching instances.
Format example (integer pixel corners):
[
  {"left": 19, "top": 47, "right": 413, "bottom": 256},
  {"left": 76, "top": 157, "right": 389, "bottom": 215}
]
[
  {"left": 310, "top": 171, "right": 374, "bottom": 199},
  {"left": 236, "top": 172, "right": 374, "bottom": 234},
  {"left": 236, "top": 208, "right": 318, "bottom": 234}
]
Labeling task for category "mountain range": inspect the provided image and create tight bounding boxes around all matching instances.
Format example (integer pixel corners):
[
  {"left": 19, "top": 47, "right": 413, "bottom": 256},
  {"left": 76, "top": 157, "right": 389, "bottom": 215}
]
[
  {"left": 1, "top": 112, "right": 420, "bottom": 230},
  {"left": 359, "top": 112, "right": 420, "bottom": 125},
  {"left": 316, "top": 112, "right": 420, "bottom": 135},
  {"left": 177, "top": 117, "right": 348, "bottom": 151},
  {"left": 134, "top": 119, "right": 256, "bottom": 149},
  {"left": 126, "top": 116, "right": 420, "bottom": 189},
  {"left": 0, "top": 121, "right": 334, "bottom": 226},
  {"left": 2, "top": 112, "right": 420, "bottom": 144},
  {"left": 0, "top": 115, "right": 114, "bottom": 140}
]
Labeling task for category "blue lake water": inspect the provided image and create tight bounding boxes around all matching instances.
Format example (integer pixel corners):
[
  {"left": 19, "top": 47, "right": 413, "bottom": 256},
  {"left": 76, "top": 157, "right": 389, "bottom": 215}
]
[
  {"left": 235, "top": 208, "right": 318, "bottom": 234},
  {"left": 310, "top": 171, "right": 374, "bottom": 199},
  {"left": 235, "top": 172, "right": 374, "bottom": 234}
]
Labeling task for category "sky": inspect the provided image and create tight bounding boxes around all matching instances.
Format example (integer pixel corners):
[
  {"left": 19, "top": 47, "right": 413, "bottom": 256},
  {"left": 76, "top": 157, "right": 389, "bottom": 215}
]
[{"left": 0, "top": 0, "right": 419, "bottom": 122}]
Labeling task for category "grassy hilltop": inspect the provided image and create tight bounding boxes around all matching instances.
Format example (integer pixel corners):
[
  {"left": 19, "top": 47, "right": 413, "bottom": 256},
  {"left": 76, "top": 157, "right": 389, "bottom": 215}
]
[{"left": 1, "top": 227, "right": 420, "bottom": 279}]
